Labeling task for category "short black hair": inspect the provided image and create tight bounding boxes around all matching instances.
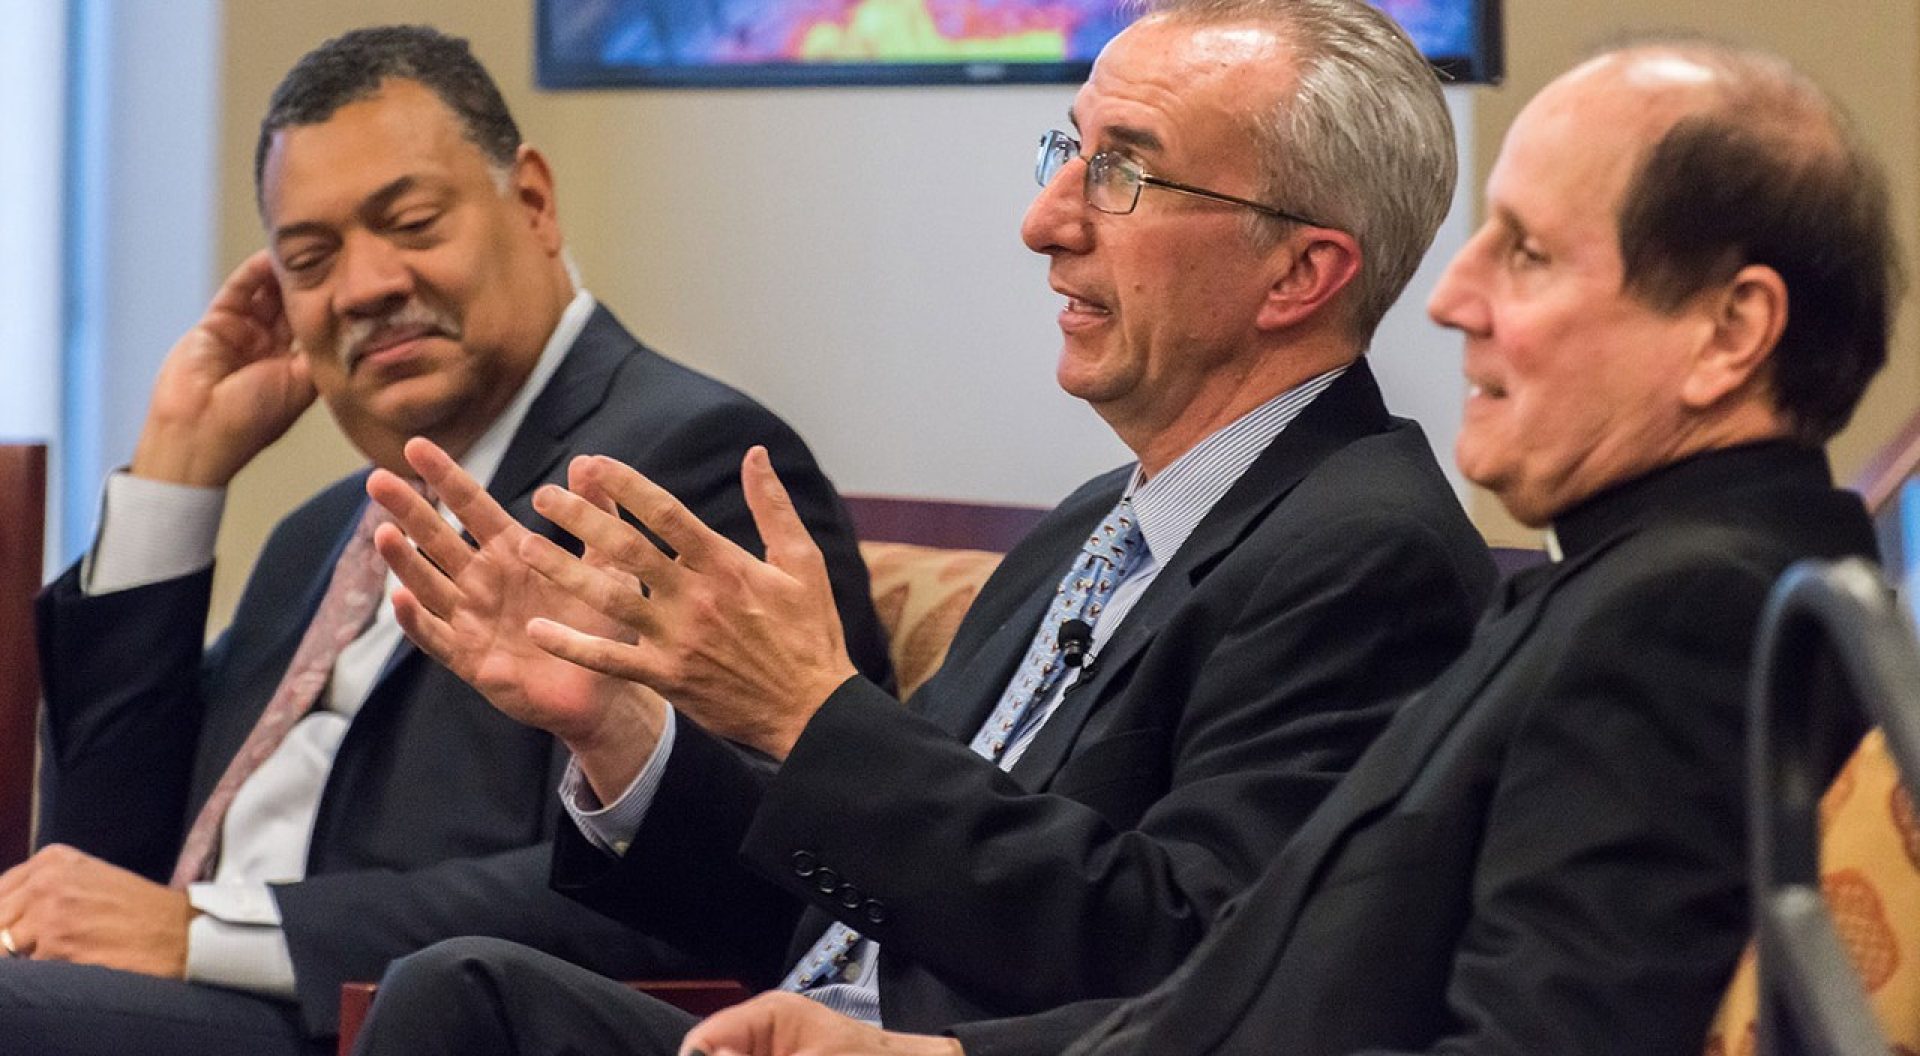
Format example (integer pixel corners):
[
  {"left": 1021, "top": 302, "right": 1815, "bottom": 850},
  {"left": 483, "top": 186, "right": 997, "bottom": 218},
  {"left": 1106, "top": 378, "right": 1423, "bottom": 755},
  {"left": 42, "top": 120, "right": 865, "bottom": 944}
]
[
  {"left": 254, "top": 25, "right": 520, "bottom": 206},
  {"left": 1615, "top": 50, "right": 1899, "bottom": 443}
]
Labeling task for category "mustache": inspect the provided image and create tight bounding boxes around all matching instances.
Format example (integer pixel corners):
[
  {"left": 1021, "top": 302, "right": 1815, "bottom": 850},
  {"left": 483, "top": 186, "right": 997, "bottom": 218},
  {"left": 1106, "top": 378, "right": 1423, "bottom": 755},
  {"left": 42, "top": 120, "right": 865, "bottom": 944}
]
[{"left": 336, "top": 300, "right": 462, "bottom": 368}]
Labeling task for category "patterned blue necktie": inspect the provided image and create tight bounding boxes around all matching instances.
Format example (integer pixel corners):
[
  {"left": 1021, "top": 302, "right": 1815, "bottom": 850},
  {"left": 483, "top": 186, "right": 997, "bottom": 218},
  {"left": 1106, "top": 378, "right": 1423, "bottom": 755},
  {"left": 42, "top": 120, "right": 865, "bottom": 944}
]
[
  {"left": 779, "top": 497, "right": 1148, "bottom": 994},
  {"left": 967, "top": 496, "right": 1147, "bottom": 760}
]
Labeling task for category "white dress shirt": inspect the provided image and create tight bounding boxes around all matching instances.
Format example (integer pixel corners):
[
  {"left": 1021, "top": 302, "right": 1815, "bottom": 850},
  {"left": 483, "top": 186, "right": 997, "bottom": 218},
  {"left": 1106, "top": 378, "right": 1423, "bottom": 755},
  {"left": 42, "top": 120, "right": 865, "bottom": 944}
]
[{"left": 82, "top": 288, "right": 596, "bottom": 996}]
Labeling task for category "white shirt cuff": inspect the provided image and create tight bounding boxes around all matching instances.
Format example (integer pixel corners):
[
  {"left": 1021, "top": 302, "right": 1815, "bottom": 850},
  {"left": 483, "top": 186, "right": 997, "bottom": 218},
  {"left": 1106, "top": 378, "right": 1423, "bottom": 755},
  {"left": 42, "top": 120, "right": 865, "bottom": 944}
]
[
  {"left": 83, "top": 471, "right": 225, "bottom": 595},
  {"left": 185, "top": 883, "right": 297, "bottom": 998},
  {"left": 562, "top": 708, "right": 678, "bottom": 857}
]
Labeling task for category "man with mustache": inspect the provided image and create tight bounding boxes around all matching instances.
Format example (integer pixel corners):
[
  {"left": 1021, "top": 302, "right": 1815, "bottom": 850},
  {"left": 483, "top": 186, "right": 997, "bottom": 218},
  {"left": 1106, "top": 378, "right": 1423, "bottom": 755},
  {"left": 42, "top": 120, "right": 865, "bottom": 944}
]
[
  {"left": 3, "top": 24, "right": 888, "bottom": 1056},
  {"left": 674, "top": 36, "right": 1897, "bottom": 1056},
  {"left": 347, "top": 2, "right": 1495, "bottom": 1054}
]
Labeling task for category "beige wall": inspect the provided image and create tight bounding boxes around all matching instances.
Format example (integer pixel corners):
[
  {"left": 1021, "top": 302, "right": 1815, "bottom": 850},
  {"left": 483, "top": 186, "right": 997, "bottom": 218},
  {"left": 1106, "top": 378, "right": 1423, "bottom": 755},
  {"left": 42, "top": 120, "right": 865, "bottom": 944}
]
[
  {"left": 211, "top": 2, "right": 1478, "bottom": 626},
  {"left": 214, "top": 1, "right": 1115, "bottom": 627},
  {"left": 1463, "top": 1, "right": 1920, "bottom": 545},
  {"left": 211, "top": 2, "right": 1920, "bottom": 622}
]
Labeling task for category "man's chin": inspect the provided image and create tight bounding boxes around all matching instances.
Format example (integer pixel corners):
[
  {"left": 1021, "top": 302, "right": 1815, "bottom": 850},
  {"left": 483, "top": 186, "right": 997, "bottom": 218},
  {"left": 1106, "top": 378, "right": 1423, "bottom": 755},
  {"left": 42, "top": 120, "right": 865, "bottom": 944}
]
[
  {"left": 1055, "top": 351, "right": 1133, "bottom": 407},
  {"left": 330, "top": 384, "right": 461, "bottom": 449}
]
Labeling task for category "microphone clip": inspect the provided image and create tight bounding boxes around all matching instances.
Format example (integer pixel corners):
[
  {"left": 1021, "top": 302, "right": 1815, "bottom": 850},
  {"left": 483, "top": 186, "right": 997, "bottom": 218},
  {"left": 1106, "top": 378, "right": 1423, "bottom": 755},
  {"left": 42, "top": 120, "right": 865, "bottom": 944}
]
[{"left": 1059, "top": 618, "right": 1095, "bottom": 670}]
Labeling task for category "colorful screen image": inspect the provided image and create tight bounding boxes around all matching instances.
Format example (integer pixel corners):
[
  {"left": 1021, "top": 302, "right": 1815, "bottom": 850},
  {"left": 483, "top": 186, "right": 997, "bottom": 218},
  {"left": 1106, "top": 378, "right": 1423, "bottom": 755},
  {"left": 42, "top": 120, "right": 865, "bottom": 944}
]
[{"left": 537, "top": 0, "right": 1501, "bottom": 88}]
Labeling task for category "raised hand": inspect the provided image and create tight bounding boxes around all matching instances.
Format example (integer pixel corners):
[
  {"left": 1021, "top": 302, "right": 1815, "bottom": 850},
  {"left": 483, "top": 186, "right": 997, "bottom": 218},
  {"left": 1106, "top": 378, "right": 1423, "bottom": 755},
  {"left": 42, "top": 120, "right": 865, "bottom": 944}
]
[
  {"left": 519, "top": 446, "right": 859, "bottom": 760},
  {"left": 680, "top": 991, "right": 963, "bottom": 1056},
  {"left": 369, "top": 437, "right": 668, "bottom": 801},
  {"left": 130, "top": 250, "right": 318, "bottom": 487}
]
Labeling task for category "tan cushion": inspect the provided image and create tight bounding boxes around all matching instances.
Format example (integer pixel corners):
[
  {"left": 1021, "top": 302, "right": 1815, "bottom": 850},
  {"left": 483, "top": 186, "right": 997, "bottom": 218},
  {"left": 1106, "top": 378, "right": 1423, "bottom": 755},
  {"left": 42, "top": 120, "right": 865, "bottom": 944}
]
[
  {"left": 860, "top": 541, "right": 1004, "bottom": 700},
  {"left": 1705, "top": 728, "right": 1920, "bottom": 1055}
]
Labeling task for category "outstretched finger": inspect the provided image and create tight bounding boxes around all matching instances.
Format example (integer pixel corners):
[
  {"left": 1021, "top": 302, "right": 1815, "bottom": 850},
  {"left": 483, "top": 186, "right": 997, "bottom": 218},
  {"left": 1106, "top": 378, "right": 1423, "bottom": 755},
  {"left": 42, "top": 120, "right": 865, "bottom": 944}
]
[
  {"left": 402, "top": 437, "right": 520, "bottom": 545},
  {"left": 740, "top": 446, "right": 827, "bottom": 581},
  {"left": 390, "top": 586, "right": 471, "bottom": 673},
  {"left": 526, "top": 616, "right": 656, "bottom": 688},
  {"left": 372, "top": 522, "right": 463, "bottom": 620},
  {"left": 577, "top": 456, "right": 743, "bottom": 572},
  {"left": 519, "top": 533, "right": 654, "bottom": 630},
  {"left": 568, "top": 461, "right": 644, "bottom": 591},
  {"left": 368, "top": 468, "right": 473, "bottom": 581},
  {"left": 534, "top": 482, "right": 680, "bottom": 590}
]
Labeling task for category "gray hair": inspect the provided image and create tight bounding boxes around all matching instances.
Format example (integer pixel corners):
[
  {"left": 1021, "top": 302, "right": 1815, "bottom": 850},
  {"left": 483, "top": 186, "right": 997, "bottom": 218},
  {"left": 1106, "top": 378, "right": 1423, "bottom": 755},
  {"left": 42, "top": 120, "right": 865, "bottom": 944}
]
[{"left": 1145, "top": 0, "right": 1457, "bottom": 340}]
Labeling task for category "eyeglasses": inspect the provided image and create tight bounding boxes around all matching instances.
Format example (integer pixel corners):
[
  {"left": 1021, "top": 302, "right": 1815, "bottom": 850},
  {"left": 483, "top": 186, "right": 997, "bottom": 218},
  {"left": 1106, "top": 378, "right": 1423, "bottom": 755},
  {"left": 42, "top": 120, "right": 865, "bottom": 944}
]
[{"left": 1034, "top": 129, "right": 1326, "bottom": 228}]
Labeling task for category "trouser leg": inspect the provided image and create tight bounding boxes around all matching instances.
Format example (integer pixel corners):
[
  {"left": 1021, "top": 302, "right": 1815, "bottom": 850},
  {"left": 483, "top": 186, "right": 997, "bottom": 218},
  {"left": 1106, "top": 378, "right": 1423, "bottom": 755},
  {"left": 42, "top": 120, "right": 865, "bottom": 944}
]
[{"left": 352, "top": 935, "right": 699, "bottom": 1056}]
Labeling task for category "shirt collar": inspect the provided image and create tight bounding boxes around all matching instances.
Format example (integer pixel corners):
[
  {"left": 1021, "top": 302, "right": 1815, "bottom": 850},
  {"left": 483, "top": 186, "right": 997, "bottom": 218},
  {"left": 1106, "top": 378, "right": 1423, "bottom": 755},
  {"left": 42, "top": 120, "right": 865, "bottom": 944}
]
[
  {"left": 1547, "top": 440, "right": 1829, "bottom": 563},
  {"left": 457, "top": 287, "right": 596, "bottom": 489},
  {"left": 1124, "top": 364, "right": 1347, "bottom": 566}
]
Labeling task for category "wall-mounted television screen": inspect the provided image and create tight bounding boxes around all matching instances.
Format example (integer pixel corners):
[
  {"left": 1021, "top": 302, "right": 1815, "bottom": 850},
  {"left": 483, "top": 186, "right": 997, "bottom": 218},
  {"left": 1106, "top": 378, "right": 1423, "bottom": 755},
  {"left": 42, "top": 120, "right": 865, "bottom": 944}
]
[{"left": 536, "top": 1, "right": 1503, "bottom": 90}]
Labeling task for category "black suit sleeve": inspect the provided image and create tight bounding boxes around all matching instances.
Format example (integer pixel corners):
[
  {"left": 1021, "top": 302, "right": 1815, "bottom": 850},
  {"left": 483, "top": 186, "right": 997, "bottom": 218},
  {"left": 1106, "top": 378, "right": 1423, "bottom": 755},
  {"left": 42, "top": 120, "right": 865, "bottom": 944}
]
[
  {"left": 35, "top": 564, "right": 215, "bottom": 878},
  {"left": 550, "top": 712, "right": 803, "bottom": 986},
  {"left": 557, "top": 503, "right": 1485, "bottom": 1013}
]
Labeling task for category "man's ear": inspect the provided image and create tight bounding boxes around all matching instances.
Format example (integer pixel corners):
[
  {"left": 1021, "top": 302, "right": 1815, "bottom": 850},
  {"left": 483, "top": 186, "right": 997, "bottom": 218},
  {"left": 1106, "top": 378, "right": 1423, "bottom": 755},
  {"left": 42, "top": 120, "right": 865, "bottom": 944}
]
[
  {"left": 1681, "top": 262, "right": 1788, "bottom": 409},
  {"left": 509, "top": 144, "right": 563, "bottom": 255},
  {"left": 1255, "top": 228, "right": 1362, "bottom": 332}
]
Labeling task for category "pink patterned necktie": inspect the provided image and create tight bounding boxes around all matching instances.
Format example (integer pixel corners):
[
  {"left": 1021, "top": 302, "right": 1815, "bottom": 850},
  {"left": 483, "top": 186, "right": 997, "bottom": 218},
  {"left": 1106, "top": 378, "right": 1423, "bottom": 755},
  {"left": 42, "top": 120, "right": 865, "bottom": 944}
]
[{"left": 170, "top": 499, "right": 392, "bottom": 888}]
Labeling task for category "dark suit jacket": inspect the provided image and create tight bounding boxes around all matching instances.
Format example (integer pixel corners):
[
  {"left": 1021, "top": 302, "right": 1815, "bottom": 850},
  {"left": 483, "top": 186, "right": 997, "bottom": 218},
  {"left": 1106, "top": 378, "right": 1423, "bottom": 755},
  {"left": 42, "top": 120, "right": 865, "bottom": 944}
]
[
  {"left": 551, "top": 361, "right": 1497, "bottom": 1032},
  {"left": 33, "top": 306, "right": 891, "bottom": 1037},
  {"left": 1049, "top": 441, "right": 1876, "bottom": 1056}
]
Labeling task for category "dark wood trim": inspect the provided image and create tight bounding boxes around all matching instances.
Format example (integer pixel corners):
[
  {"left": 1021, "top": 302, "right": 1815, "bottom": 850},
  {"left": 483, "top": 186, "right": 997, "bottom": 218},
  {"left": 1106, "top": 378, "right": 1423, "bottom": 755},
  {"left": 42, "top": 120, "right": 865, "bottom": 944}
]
[
  {"left": 0, "top": 444, "right": 45, "bottom": 868},
  {"left": 844, "top": 494, "right": 1050, "bottom": 552}
]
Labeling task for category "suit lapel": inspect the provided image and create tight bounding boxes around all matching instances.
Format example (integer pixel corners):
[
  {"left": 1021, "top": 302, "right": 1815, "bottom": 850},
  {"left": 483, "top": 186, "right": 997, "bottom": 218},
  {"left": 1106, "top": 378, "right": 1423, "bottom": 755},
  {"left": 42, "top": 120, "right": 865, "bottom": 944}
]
[
  {"left": 1011, "top": 363, "right": 1394, "bottom": 788},
  {"left": 486, "top": 306, "right": 627, "bottom": 511}
]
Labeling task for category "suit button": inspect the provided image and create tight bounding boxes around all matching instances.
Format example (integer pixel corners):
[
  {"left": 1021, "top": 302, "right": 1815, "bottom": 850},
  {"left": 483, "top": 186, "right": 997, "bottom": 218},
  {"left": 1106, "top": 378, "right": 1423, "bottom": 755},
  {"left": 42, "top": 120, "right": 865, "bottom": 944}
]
[
  {"left": 838, "top": 884, "right": 863, "bottom": 909},
  {"left": 814, "top": 867, "right": 840, "bottom": 894},
  {"left": 862, "top": 899, "right": 888, "bottom": 925},
  {"left": 790, "top": 851, "right": 818, "bottom": 877}
]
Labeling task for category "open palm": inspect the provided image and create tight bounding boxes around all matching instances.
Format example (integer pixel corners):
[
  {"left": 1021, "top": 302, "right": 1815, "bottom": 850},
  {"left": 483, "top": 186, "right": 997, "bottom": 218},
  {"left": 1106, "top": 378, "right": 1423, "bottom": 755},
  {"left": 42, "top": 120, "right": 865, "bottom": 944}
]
[{"left": 368, "top": 438, "right": 662, "bottom": 744}]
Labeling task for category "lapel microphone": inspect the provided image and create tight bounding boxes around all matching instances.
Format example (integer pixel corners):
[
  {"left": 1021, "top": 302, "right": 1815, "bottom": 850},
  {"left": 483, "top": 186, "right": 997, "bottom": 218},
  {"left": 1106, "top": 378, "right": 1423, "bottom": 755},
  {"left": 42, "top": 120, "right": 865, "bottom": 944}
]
[{"left": 1060, "top": 619, "right": 1095, "bottom": 669}]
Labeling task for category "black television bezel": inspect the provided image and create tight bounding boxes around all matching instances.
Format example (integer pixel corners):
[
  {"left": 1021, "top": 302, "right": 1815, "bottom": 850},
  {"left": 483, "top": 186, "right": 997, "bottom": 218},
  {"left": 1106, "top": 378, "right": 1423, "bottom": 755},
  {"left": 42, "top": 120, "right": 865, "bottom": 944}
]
[{"left": 534, "top": 0, "right": 1503, "bottom": 90}]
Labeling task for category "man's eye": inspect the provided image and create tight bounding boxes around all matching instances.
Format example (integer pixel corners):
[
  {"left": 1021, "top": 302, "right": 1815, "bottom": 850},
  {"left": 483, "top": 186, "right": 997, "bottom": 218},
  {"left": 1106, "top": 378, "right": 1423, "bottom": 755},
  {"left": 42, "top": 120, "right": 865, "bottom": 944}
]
[
  {"left": 282, "top": 250, "right": 328, "bottom": 275},
  {"left": 392, "top": 211, "right": 441, "bottom": 234},
  {"left": 1509, "top": 241, "right": 1548, "bottom": 267}
]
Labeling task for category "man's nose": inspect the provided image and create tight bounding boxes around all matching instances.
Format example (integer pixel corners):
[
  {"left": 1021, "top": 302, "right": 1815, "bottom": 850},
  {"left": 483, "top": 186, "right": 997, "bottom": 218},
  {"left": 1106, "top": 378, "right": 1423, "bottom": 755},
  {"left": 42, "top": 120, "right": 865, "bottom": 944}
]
[
  {"left": 332, "top": 233, "right": 412, "bottom": 318},
  {"left": 1021, "top": 156, "right": 1095, "bottom": 257}
]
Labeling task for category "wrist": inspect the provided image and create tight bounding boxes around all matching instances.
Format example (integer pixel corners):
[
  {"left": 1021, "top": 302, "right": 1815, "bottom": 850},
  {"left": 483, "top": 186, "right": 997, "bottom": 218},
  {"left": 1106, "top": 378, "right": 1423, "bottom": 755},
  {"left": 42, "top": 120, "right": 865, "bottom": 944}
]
[
  {"left": 130, "top": 422, "right": 243, "bottom": 488},
  {"left": 565, "top": 689, "right": 668, "bottom": 804}
]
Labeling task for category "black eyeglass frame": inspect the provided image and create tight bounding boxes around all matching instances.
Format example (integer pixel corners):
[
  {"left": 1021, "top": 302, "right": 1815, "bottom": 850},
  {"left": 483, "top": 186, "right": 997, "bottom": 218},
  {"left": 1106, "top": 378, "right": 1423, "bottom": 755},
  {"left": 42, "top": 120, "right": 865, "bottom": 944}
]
[{"left": 1035, "top": 129, "right": 1329, "bottom": 229}]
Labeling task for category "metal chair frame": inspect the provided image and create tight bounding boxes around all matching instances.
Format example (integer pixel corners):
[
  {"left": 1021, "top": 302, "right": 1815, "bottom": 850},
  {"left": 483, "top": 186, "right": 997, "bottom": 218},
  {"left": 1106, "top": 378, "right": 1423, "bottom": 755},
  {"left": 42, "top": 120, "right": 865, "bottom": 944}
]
[{"left": 1749, "top": 557, "right": 1920, "bottom": 1056}]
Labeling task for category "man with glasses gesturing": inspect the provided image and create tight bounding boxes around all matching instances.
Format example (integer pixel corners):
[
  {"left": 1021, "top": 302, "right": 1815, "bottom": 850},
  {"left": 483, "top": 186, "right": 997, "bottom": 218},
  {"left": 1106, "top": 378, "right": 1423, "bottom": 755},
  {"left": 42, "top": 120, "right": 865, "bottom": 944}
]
[{"left": 350, "top": 2, "right": 1492, "bottom": 1054}]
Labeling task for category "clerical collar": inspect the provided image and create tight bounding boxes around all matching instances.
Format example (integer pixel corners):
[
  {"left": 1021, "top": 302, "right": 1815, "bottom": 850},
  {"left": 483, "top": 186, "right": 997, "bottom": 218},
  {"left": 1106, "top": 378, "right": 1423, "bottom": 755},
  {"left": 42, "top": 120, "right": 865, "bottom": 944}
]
[{"left": 1547, "top": 440, "right": 1830, "bottom": 564}]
